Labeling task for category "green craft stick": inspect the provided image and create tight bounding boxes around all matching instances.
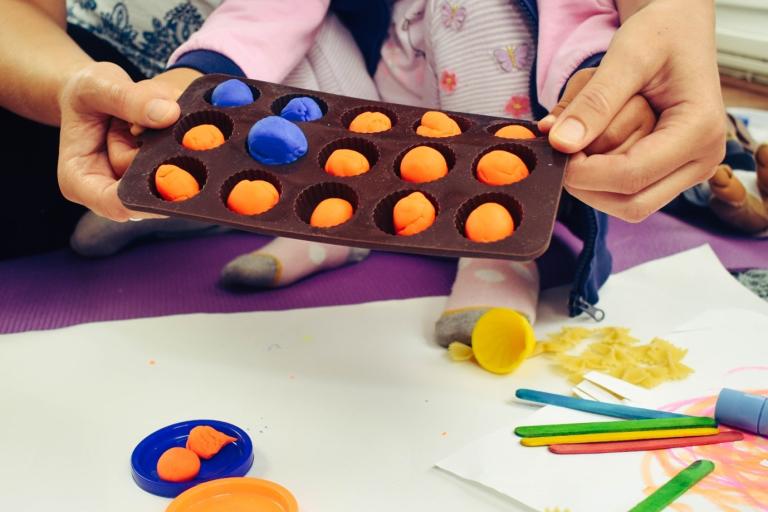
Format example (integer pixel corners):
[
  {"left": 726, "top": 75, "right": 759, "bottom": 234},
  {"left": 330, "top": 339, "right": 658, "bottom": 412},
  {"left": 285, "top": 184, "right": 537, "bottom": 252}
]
[
  {"left": 515, "top": 416, "right": 716, "bottom": 438},
  {"left": 629, "top": 460, "right": 715, "bottom": 512}
]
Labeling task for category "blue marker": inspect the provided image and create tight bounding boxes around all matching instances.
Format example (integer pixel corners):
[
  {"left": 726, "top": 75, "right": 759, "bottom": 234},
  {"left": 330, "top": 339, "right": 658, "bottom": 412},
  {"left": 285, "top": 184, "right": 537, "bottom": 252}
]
[{"left": 515, "top": 389, "right": 689, "bottom": 420}]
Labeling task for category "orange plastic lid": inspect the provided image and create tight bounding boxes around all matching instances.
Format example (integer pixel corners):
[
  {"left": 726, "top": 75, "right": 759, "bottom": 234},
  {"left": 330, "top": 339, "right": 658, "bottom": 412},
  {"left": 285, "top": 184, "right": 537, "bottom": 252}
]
[{"left": 166, "top": 477, "right": 298, "bottom": 512}]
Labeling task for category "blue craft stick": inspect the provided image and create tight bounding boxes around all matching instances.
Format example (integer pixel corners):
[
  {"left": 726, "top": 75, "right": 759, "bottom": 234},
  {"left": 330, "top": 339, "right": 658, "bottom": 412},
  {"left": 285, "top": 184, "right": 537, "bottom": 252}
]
[{"left": 515, "top": 389, "right": 689, "bottom": 420}]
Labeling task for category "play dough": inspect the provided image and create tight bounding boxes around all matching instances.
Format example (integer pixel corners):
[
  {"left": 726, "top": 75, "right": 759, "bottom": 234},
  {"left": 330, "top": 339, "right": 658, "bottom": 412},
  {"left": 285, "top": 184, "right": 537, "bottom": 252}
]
[
  {"left": 324, "top": 149, "right": 370, "bottom": 177},
  {"left": 247, "top": 116, "right": 308, "bottom": 165},
  {"left": 211, "top": 79, "right": 254, "bottom": 107},
  {"left": 393, "top": 192, "right": 436, "bottom": 236},
  {"left": 310, "top": 198, "right": 354, "bottom": 228},
  {"left": 280, "top": 97, "right": 323, "bottom": 122},
  {"left": 416, "top": 111, "right": 461, "bottom": 138},
  {"left": 156, "top": 447, "right": 201, "bottom": 482},
  {"left": 155, "top": 164, "right": 200, "bottom": 202},
  {"left": 182, "top": 124, "right": 226, "bottom": 151},
  {"left": 348, "top": 111, "right": 392, "bottom": 133},
  {"left": 226, "top": 179, "right": 279, "bottom": 215},
  {"left": 399, "top": 146, "right": 448, "bottom": 183},
  {"left": 494, "top": 124, "right": 536, "bottom": 139},
  {"left": 186, "top": 425, "right": 238, "bottom": 460},
  {"left": 476, "top": 150, "right": 529, "bottom": 185},
  {"left": 464, "top": 202, "right": 515, "bottom": 242}
]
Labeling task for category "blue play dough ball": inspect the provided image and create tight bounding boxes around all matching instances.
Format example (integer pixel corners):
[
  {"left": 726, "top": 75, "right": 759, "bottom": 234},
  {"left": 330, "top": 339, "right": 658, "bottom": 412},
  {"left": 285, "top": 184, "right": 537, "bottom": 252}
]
[
  {"left": 280, "top": 96, "right": 323, "bottom": 122},
  {"left": 247, "top": 116, "right": 308, "bottom": 165},
  {"left": 211, "top": 79, "right": 254, "bottom": 107}
]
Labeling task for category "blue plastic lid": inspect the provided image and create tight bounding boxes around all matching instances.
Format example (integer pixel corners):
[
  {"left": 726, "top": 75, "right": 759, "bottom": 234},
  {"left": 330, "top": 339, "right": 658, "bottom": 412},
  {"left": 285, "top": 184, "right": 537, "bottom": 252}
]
[
  {"left": 715, "top": 388, "right": 768, "bottom": 436},
  {"left": 131, "top": 419, "right": 254, "bottom": 498}
]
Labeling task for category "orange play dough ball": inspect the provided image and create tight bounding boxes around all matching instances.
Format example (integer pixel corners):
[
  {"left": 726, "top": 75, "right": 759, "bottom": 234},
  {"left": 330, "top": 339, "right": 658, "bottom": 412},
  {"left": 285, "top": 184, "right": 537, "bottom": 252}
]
[
  {"left": 182, "top": 124, "right": 226, "bottom": 151},
  {"left": 465, "top": 202, "right": 515, "bottom": 242},
  {"left": 399, "top": 146, "right": 448, "bottom": 183},
  {"left": 186, "top": 425, "right": 238, "bottom": 460},
  {"left": 325, "top": 149, "right": 370, "bottom": 177},
  {"left": 494, "top": 124, "right": 536, "bottom": 139},
  {"left": 155, "top": 164, "right": 200, "bottom": 202},
  {"left": 416, "top": 111, "right": 461, "bottom": 138},
  {"left": 349, "top": 111, "right": 392, "bottom": 133},
  {"left": 310, "top": 198, "right": 354, "bottom": 228},
  {"left": 156, "top": 447, "right": 201, "bottom": 482},
  {"left": 227, "top": 179, "right": 279, "bottom": 215},
  {"left": 393, "top": 192, "right": 436, "bottom": 236},
  {"left": 476, "top": 150, "right": 529, "bottom": 185}
]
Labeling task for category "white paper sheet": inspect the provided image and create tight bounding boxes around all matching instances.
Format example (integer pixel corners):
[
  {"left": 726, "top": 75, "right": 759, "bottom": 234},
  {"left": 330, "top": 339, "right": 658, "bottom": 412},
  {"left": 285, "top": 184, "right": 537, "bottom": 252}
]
[
  {"left": 1, "top": 244, "right": 766, "bottom": 512},
  {"left": 437, "top": 309, "right": 768, "bottom": 512}
]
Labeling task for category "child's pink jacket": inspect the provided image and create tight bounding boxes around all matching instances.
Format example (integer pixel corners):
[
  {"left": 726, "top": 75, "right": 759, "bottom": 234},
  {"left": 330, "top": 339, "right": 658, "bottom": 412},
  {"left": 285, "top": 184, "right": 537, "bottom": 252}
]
[{"left": 168, "top": 0, "right": 618, "bottom": 111}]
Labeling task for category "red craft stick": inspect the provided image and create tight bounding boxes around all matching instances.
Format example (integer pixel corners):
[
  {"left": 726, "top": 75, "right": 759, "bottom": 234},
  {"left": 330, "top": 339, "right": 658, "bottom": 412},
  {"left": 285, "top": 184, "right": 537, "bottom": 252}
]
[{"left": 549, "top": 430, "right": 744, "bottom": 455}]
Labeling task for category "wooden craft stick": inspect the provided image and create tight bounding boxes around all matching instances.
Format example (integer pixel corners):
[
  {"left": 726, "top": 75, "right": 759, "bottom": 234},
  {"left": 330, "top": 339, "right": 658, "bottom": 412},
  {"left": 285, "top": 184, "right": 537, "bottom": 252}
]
[
  {"left": 515, "top": 389, "right": 687, "bottom": 420},
  {"left": 520, "top": 427, "right": 719, "bottom": 447},
  {"left": 515, "top": 416, "right": 716, "bottom": 438},
  {"left": 549, "top": 430, "right": 744, "bottom": 455},
  {"left": 628, "top": 460, "right": 715, "bottom": 512}
]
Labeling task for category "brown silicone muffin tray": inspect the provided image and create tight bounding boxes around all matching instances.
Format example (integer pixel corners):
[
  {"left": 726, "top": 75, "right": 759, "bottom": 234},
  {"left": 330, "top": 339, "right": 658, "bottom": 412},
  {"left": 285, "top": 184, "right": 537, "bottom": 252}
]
[{"left": 118, "top": 74, "right": 568, "bottom": 260}]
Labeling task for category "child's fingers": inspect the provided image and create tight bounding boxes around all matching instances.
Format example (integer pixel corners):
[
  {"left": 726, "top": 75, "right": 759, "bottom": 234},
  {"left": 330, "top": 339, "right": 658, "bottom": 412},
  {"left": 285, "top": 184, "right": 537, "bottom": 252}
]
[
  {"left": 130, "top": 124, "right": 145, "bottom": 137},
  {"left": 584, "top": 95, "right": 656, "bottom": 155},
  {"left": 548, "top": 37, "right": 655, "bottom": 153}
]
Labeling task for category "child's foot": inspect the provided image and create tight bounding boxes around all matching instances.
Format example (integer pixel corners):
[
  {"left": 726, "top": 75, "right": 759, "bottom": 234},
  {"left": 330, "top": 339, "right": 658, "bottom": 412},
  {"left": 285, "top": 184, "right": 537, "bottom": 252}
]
[
  {"left": 435, "top": 258, "right": 539, "bottom": 347},
  {"left": 709, "top": 165, "right": 746, "bottom": 206},
  {"left": 219, "top": 237, "right": 369, "bottom": 289},
  {"left": 70, "top": 211, "right": 230, "bottom": 257}
]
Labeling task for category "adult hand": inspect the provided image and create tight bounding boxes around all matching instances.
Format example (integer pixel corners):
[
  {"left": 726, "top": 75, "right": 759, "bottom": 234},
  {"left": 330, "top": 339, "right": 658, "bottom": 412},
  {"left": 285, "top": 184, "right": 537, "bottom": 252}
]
[
  {"left": 108, "top": 67, "right": 202, "bottom": 176},
  {"left": 57, "top": 61, "right": 181, "bottom": 221},
  {"left": 539, "top": 0, "right": 726, "bottom": 222}
]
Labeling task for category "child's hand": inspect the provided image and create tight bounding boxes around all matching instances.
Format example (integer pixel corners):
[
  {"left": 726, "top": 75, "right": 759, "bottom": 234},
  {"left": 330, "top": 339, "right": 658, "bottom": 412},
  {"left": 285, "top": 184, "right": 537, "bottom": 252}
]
[
  {"left": 543, "top": 67, "right": 656, "bottom": 156},
  {"left": 107, "top": 68, "right": 202, "bottom": 177}
]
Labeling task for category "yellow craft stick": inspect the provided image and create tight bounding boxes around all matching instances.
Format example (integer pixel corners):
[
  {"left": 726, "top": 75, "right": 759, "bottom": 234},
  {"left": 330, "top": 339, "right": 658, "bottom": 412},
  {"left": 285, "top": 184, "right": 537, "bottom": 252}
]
[{"left": 520, "top": 427, "right": 719, "bottom": 447}]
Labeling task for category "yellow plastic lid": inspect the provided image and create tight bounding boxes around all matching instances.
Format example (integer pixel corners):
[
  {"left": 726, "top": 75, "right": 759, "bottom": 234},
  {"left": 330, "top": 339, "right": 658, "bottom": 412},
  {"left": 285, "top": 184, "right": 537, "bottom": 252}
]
[{"left": 471, "top": 308, "right": 535, "bottom": 374}]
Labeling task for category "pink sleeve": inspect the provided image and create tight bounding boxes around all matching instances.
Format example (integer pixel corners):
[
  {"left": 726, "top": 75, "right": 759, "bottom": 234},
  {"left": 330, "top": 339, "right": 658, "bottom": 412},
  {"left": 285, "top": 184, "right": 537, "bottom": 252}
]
[
  {"left": 536, "top": 0, "right": 619, "bottom": 111},
  {"left": 168, "top": 0, "right": 331, "bottom": 81}
]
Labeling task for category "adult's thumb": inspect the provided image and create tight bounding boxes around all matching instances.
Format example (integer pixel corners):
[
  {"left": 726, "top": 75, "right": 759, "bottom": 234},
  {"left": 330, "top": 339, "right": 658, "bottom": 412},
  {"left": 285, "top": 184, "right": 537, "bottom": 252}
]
[
  {"left": 548, "top": 53, "right": 643, "bottom": 154},
  {"left": 71, "top": 62, "right": 180, "bottom": 129}
]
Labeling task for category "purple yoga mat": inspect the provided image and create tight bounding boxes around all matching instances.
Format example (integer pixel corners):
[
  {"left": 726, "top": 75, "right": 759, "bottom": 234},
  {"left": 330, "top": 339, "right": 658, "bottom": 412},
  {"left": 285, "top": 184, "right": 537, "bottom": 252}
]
[{"left": 1, "top": 208, "right": 766, "bottom": 334}]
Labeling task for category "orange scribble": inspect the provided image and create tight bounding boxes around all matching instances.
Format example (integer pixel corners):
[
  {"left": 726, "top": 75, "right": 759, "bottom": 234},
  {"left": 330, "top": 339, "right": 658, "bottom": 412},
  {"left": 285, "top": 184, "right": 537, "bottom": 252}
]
[
  {"left": 441, "top": 432, "right": 448, "bottom": 437},
  {"left": 641, "top": 389, "right": 768, "bottom": 511},
  {"left": 148, "top": 359, "right": 156, "bottom": 366}
]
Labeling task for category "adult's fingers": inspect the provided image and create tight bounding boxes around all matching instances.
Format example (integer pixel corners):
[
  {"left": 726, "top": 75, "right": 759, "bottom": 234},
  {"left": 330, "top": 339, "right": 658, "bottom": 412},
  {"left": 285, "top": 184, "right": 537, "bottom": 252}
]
[
  {"left": 565, "top": 159, "right": 717, "bottom": 223},
  {"left": 548, "top": 38, "right": 655, "bottom": 153},
  {"left": 68, "top": 62, "right": 180, "bottom": 128},
  {"left": 107, "top": 118, "right": 139, "bottom": 176}
]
